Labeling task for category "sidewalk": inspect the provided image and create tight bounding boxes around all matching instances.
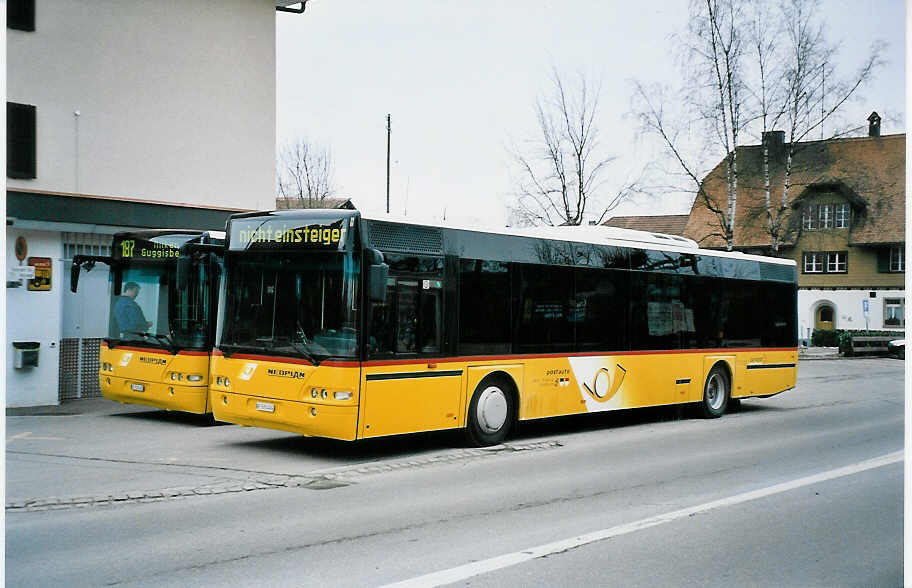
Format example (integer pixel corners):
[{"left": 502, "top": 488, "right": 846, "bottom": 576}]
[
  {"left": 6, "top": 397, "right": 141, "bottom": 417},
  {"left": 798, "top": 346, "right": 840, "bottom": 361}
]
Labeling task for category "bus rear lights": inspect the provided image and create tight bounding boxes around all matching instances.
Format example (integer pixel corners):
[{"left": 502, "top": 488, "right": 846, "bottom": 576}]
[
  {"left": 321, "top": 389, "right": 328, "bottom": 399},
  {"left": 186, "top": 374, "right": 203, "bottom": 382},
  {"left": 170, "top": 372, "right": 184, "bottom": 381},
  {"left": 334, "top": 391, "right": 352, "bottom": 401},
  {"left": 102, "top": 362, "right": 113, "bottom": 371},
  {"left": 216, "top": 376, "right": 230, "bottom": 387},
  {"left": 311, "top": 388, "right": 318, "bottom": 398}
]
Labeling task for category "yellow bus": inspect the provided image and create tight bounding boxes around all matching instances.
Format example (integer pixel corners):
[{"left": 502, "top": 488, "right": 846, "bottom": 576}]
[
  {"left": 71, "top": 230, "right": 224, "bottom": 414},
  {"left": 210, "top": 210, "right": 797, "bottom": 445}
]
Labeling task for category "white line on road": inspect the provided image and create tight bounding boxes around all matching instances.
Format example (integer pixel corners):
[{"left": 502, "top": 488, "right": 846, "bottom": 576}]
[{"left": 383, "top": 451, "right": 904, "bottom": 588}]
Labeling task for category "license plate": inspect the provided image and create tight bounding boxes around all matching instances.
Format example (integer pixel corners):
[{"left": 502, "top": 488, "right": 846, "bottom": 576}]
[
  {"left": 130, "top": 383, "right": 145, "bottom": 392},
  {"left": 255, "top": 401, "right": 275, "bottom": 413}
]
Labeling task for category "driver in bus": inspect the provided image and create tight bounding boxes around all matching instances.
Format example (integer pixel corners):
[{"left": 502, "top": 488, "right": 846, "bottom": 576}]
[{"left": 115, "top": 282, "right": 153, "bottom": 338}]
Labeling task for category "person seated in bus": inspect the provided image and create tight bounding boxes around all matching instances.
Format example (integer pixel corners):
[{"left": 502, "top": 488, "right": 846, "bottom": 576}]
[{"left": 115, "top": 282, "right": 153, "bottom": 339}]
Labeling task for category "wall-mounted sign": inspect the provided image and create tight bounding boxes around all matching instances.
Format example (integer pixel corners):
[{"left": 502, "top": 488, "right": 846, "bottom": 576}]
[
  {"left": 27, "top": 257, "right": 52, "bottom": 291},
  {"left": 14, "top": 236, "right": 28, "bottom": 262}
]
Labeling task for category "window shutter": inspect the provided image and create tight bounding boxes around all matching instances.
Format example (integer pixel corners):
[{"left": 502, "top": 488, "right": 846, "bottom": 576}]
[{"left": 876, "top": 248, "right": 890, "bottom": 273}]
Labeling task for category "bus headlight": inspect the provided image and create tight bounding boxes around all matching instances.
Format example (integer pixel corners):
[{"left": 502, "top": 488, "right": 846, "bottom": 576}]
[
  {"left": 187, "top": 374, "right": 203, "bottom": 382},
  {"left": 334, "top": 391, "right": 352, "bottom": 401}
]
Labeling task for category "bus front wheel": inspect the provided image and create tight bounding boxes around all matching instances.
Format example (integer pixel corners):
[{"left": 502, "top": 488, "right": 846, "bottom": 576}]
[
  {"left": 466, "top": 377, "right": 514, "bottom": 446},
  {"left": 700, "top": 365, "right": 730, "bottom": 418}
]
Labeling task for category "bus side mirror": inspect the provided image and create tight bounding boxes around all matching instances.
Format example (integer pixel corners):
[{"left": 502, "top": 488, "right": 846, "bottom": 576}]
[
  {"left": 70, "top": 262, "right": 82, "bottom": 293},
  {"left": 70, "top": 256, "right": 98, "bottom": 293},
  {"left": 366, "top": 249, "right": 389, "bottom": 304}
]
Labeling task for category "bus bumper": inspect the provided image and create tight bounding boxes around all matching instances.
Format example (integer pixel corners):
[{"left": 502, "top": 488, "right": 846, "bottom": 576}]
[
  {"left": 100, "top": 375, "right": 209, "bottom": 414},
  {"left": 211, "top": 391, "right": 358, "bottom": 440}
]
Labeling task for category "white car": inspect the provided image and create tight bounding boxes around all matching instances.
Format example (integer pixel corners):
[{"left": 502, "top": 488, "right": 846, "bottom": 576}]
[{"left": 888, "top": 339, "right": 904, "bottom": 359}]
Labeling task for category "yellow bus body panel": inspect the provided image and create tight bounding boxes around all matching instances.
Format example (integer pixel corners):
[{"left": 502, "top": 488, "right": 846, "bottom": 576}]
[
  {"left": 208, "top": 349, "right": 797, "bottom": 440},
  {"left": 210, "top": 354, "right": 361, "bottom": 440},
  {"left": 99, "top": 345, "right": 210, "bottom": 414}
]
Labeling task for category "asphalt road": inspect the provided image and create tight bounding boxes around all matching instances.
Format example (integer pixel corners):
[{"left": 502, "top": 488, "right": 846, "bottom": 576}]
[{"left": 6, "top": 357, "right": 904, "bottom": 586}]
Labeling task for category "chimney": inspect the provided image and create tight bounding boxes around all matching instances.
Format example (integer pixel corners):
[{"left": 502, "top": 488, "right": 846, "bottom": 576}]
[
  {"left": 868, "top": 111, "right": 881, "bottom": 137},
  {"left": 762, "top": 130, "right": 785, "bottom": 152}
]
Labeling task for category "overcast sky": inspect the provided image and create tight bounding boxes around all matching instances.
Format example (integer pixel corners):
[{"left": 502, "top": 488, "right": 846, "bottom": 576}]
[{"left": 276, "top": 1, "right": 905, "bottom": 227}]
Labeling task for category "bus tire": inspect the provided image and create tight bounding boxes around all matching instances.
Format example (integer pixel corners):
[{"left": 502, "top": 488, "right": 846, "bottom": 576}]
[
  {"left": 700, "top": 364, "right": 730, "bottom": 418},
  {"left": 466, "top": 377, "right": 514, "bottom": 447}
]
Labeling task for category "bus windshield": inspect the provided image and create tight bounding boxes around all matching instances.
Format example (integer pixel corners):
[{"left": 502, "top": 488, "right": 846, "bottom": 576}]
[
  {"left": 220, "top": 252, "right": 359, "bottom": 361},
  {"left": 110, "top": 260, "right": 212, "bottom": 350}
]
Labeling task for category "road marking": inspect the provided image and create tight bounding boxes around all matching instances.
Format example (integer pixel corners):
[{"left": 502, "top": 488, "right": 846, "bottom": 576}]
[
  {"left": 6, "top": 432, "right": 63, "bottom": 443},
  {"left": 384, "top": 451, "right": 903, "bottom": 588}
]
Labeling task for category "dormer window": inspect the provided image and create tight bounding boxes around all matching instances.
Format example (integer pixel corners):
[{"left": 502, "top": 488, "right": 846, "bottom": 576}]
[
  {"left": 834, "top": 203, "right": 850, "bottom": 228},
  {"left": 818, "top": 205, "right": 832, "bottom": 228},
  {"left": 801, "top": 203, "right": 849, "bottom": 231}
]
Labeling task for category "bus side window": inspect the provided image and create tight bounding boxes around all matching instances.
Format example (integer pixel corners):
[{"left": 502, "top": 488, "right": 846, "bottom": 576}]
[
  {"left": 369, "top": 278, "right": 396, "bottom": 355},
  {"left": 419, "top": 288, "right": 441, "bottom": 353},
  {"left": 396, "top": 281, "right": 419, "bottom": 353}
]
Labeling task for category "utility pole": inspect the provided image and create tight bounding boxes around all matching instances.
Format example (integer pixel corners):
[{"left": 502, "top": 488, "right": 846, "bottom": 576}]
[{"left": 386, "top": 114, "right": 391, "bottom": 214}]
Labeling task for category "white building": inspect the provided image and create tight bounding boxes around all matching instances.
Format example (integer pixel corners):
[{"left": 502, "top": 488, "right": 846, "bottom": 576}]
[{"left": 6, "top": 0, "right": 305, "bottom": 407}]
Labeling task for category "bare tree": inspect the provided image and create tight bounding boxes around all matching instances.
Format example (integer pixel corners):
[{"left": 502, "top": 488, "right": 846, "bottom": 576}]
[
  {"left": 750, "top": 0, "right": 882, "bottom": 252},
  {"left": 276, "top": 138, "right": 336, "bottom": 207},
  {"left": 633, "top": 0, "right": 748, "bottom": 250},
  {"left": 509, "top": 69, "right": 635, "bottom": 227}
]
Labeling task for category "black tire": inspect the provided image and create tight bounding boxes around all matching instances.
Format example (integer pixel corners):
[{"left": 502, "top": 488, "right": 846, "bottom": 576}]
[
  {"left": 466, "top": 377, "right": 514, "bottom": 446},
  {"left": 700, "top": 365, "right": 730, "bottom": 418}
]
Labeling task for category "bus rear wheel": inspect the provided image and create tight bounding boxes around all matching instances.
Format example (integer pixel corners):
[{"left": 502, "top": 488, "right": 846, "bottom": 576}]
[
  {"left": 466, "top": 377, "right": 514, "bottom": 446},
  {"left": 700, "top": 365, "right": 730, "bottom": 418}
]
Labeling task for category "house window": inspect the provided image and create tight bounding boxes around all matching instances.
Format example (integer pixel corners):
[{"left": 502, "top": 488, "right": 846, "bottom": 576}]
[
  {"left": 890, "top": 246, "right": 904, "bottom": 272},
  {"left": 834, "top": 203, "right": 850, "bottom": 228},
  {"left": 7, "top": 102, "right": 37, "bottom": 179},
  {"left": 802, "top": 206, "right": 817, "bottom": 230},
  {"left": 884, "top": 298, "right": 904, "bottom": 328},
  {"left": 8, "top": 0, "right": 35, "bottom": 32},
  {"left": 818, "top": 204, "right": 833, "bottom": 229},
  {"left": 826, "top": 251, "right": 847, "bottom": 273},
  {"left": 803, "top": 252, "right": 824, "bottom": 273},
  {"left": 803, "top": 251, "right": 847, "bottom": 274}
]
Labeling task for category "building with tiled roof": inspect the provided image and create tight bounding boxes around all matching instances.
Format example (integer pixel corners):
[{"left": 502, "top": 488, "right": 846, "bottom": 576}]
[
  {"left": 683, "top": 114, "right": 905, "bottom": 342},
  {"left": 275, "top": 196, "right": 356, "bottom": 210},
  {"left": 603, "top": 214, "right": 689, "bottom": 235}
]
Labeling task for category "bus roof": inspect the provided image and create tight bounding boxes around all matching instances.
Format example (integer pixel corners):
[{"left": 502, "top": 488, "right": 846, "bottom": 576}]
[{"left": 361, "top": 213, "right": 796, "bottom": 267}]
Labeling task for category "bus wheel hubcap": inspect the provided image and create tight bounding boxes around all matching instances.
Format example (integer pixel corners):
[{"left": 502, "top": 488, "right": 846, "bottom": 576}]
[
  {"left": 707, "top": 375, "right": 724, "bottom": 410},
  {"left": 477, "top": 387, "right": 508, "bottom": 434}
]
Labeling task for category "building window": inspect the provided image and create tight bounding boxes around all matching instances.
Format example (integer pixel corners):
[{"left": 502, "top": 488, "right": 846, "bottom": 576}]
[
  {"left": 802, "top": 206, "right": 817, "bottom": 230},
  {"left": 834, "top": 203, "right": 850, "bottom": 228},
  {"left": 890, "top": 246, "right": 904, "bottom": 272},
  {"left": 803, "top": 252, "right": 824, "bottom": 273},
  {"left": 8, "top": 0, "right": 35, "bottom": 32},
  {"left": 884, "top": 298, "right": 904, "bottom": 328},
  {"left": 818, "top": 204, "right": 833, "bottom": 229},
  {"left": 803, "top": 251, "right": 847, "bottom": 274},
  {"left": 7, "top": 102, "right": 37, "bottom": 179},
  {"left": 826, "top": 251, "right": 847, "bottom": 273}
]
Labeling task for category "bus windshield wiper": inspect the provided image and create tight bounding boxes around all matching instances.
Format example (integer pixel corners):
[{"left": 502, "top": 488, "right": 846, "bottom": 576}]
[
  {"left": 123, "top": 331, "right": 178, "bottom": 354},
  {"left": 284, "top": 340, "right": 320, "bottom": 366}
]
